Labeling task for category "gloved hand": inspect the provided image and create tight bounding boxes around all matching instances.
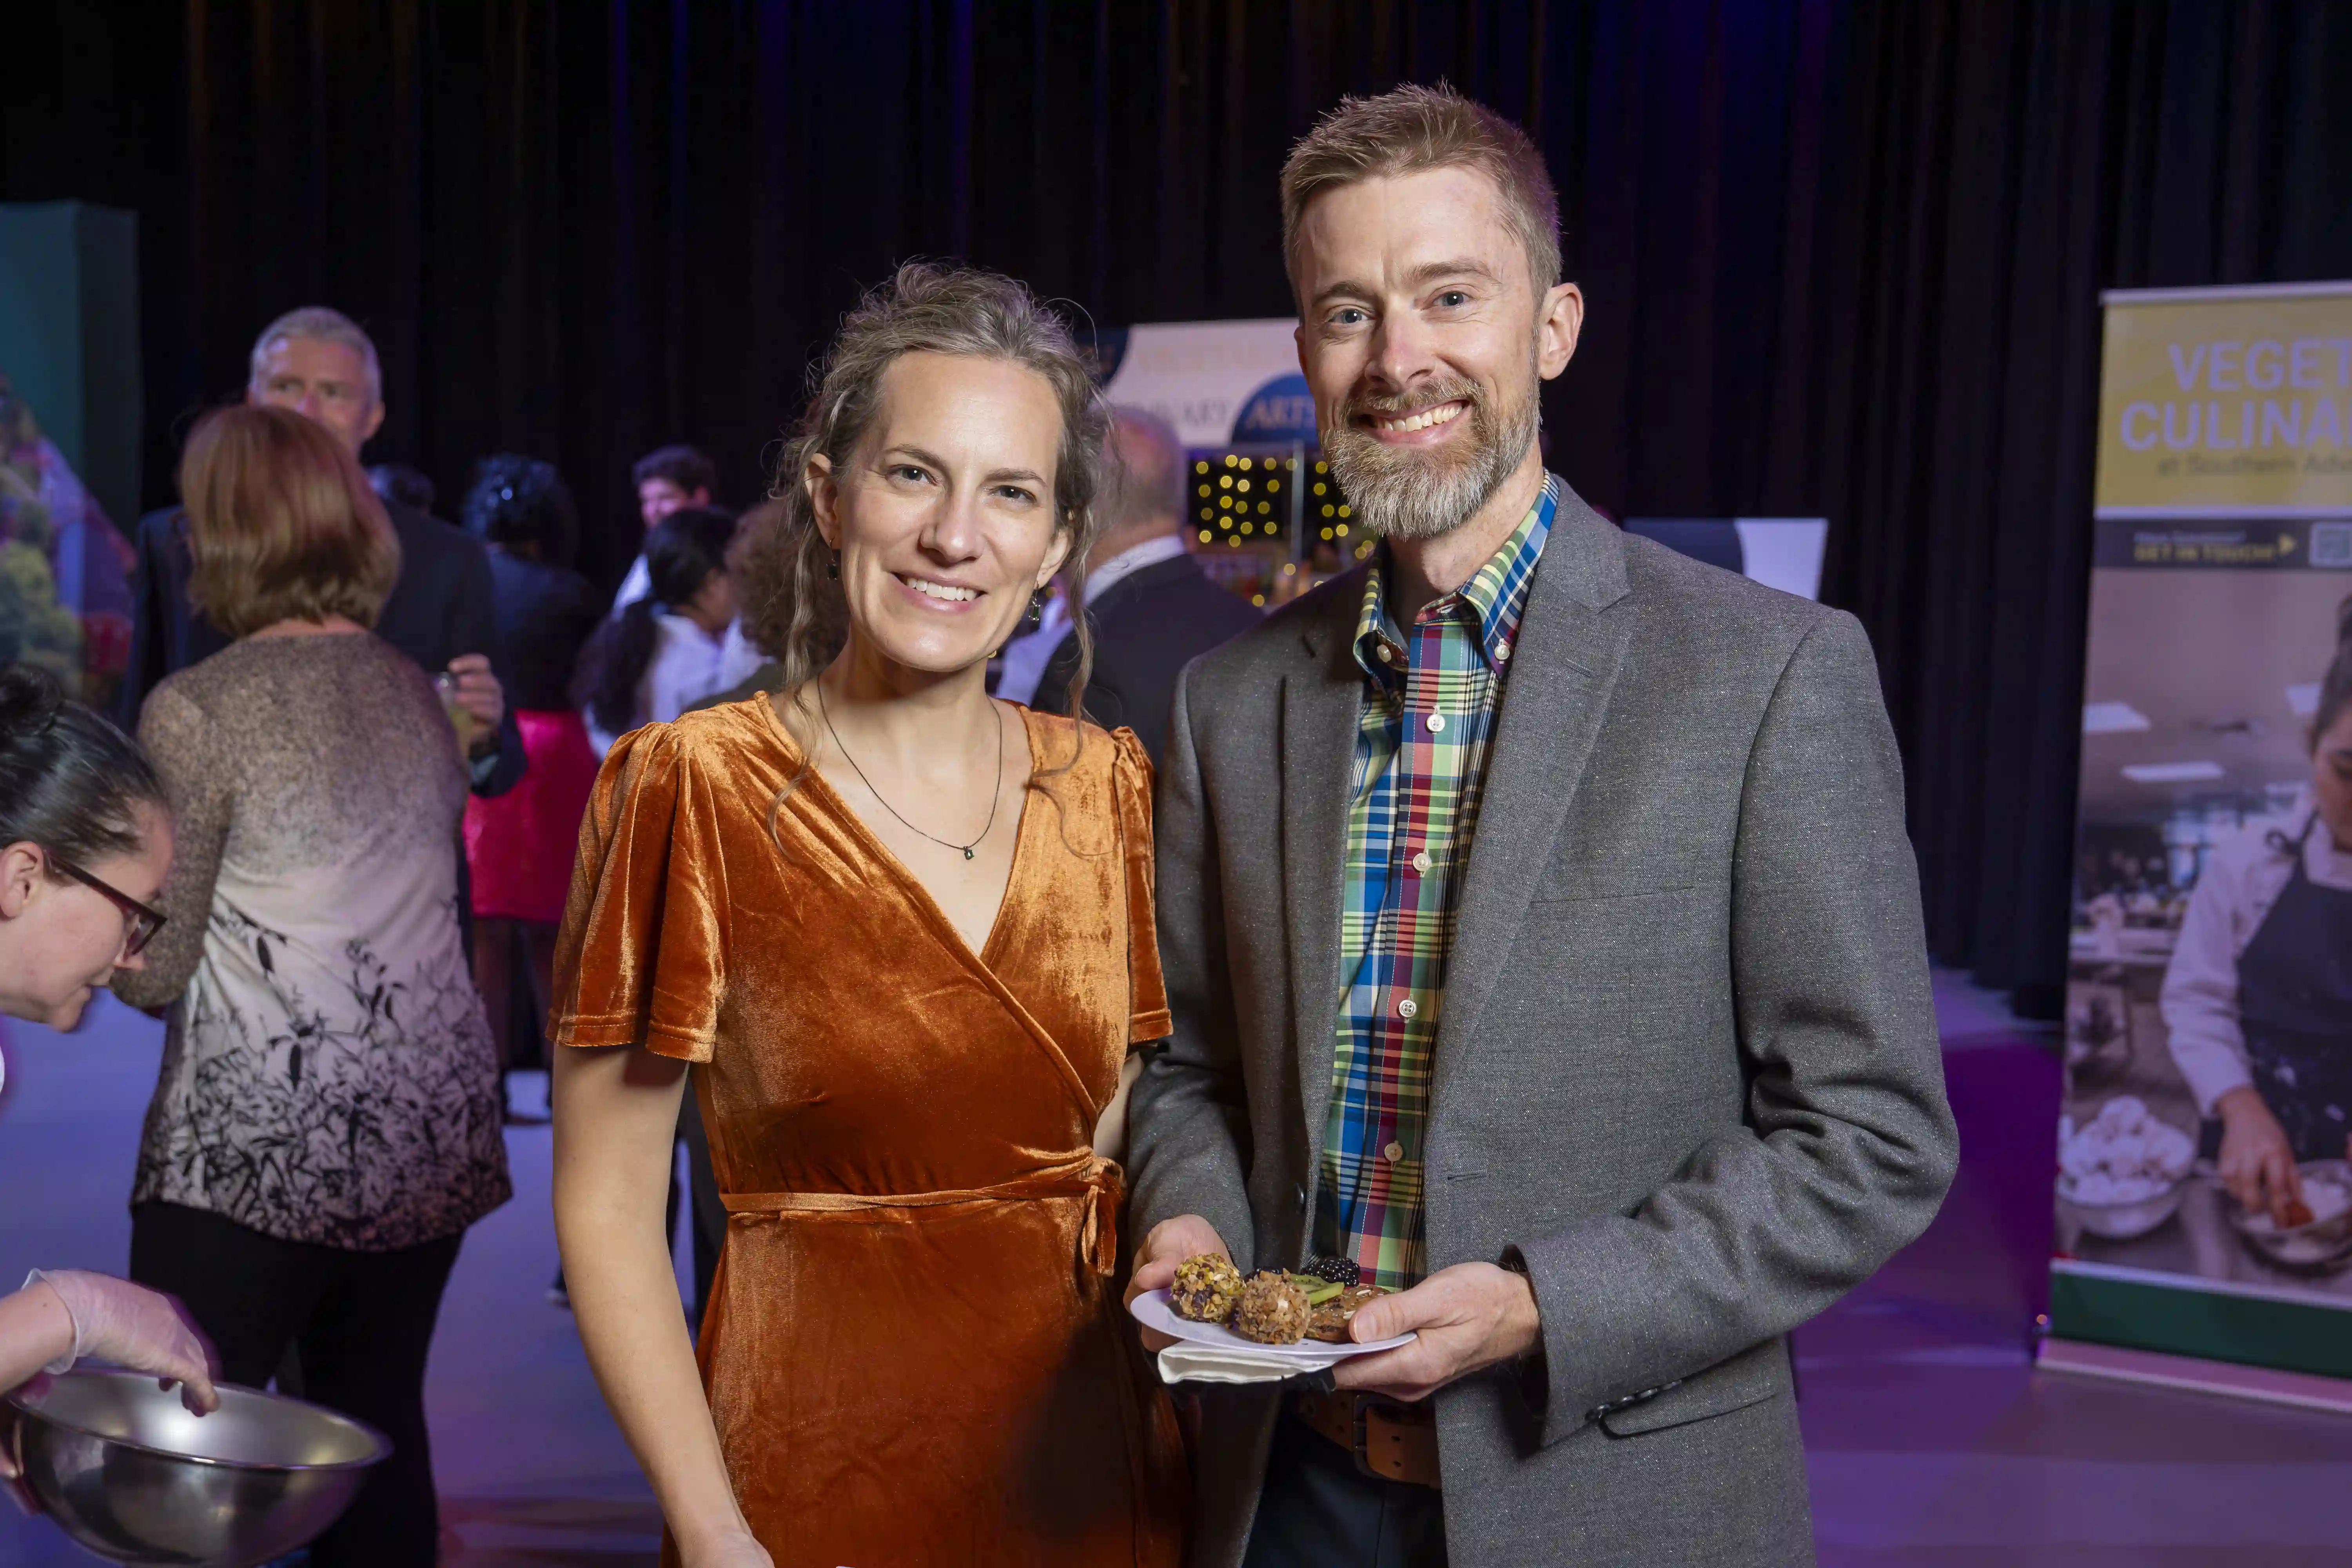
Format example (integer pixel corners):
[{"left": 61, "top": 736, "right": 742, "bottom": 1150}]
[{"left": 21, "top": 1270, "right": 219, "bottom": 1416}]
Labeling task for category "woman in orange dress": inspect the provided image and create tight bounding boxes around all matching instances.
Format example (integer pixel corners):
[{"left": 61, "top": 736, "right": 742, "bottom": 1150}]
[{"left": 548, "top": 263, "right": 1186, "bottom": 1568}]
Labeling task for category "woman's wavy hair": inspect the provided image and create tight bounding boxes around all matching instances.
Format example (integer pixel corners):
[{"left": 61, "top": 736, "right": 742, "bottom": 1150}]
[{"left": 763, "top": 262, "right": 1111, "bottom": 833}]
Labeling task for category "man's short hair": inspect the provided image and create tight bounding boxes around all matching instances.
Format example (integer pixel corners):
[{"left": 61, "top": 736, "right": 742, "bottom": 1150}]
[
  {"left": 248, "top": 306, "right": 383, "bottom": 409},
  {"left": 632, "top": 444, "right": 718, "bottom": 496},
  {"left": 1280, "top": 82, "right": 1561, "bottom": 301},
  {"left": 178, "top": 404, "right": 400, "bottom": 637},
  {"left": 1106, "top": 407, "right": 1187, "bottom": 534}
]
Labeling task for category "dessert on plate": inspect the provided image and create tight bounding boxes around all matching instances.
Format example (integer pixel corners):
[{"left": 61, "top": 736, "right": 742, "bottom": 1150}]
[{"left": 1231, "top": 1272, "right": 1314, "bottom": 1344}]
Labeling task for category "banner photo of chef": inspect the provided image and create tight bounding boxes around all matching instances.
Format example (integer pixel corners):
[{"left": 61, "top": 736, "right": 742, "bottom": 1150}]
[{"left": 2051, "top": 283, "right": 2352, "bottom": 1383}]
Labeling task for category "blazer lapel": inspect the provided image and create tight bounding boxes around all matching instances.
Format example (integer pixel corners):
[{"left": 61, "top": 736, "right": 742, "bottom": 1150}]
[
  {"left": 1432, "top": 488, "right": 1632, "bottom": 1113},
  {"left": 1280, "top": 573, "right": 1369, "bottom": 1171}
]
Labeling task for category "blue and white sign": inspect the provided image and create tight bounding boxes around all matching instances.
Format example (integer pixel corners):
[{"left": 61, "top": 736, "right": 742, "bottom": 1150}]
[{"left": 1230, "top": 373, "right": 1317, "bottom": 445}]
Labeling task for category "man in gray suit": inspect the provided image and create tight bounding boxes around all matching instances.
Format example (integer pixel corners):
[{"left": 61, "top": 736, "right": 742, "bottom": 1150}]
[{"left": 1123, "top": 84, "right": 1957, "bottom": 1568}]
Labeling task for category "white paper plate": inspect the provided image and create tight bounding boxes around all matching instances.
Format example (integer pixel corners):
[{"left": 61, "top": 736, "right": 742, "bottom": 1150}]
[{"left": 1130, "top": 1288, "right": 1416, "bottom": 1361}]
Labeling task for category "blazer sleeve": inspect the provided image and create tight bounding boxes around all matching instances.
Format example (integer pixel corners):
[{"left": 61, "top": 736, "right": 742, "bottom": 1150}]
[
  {"left": 1121, "top": 660, "right": 1258, "bottom": 1265},
  {"left": 445, "top": 534, "right": 527, "bottom": 799},
  {"left": 547, "top": 725, "right": 726, "bottom": 1062},
  {"left": 1109, "top": 726, "right": 1174, "bottom": 1044},
  {"left": 1508, "top": 610, "right": 1958, "bottom": 1441}
]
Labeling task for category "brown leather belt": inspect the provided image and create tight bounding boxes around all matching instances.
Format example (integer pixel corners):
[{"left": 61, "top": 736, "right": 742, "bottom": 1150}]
[{"left": 1294, "top": 1389, "right": 1441, "bottom": 1488}]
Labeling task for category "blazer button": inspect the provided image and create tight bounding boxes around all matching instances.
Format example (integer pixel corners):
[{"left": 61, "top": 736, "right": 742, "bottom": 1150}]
[{"left": 1295, "top": 1182, "right": 1308, "bottom": 1208}]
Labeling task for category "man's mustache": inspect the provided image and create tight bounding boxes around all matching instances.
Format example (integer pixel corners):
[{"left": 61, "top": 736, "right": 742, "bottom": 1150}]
[{"left": 1338, "top": 381, "right": 1483, "bottom": 424}]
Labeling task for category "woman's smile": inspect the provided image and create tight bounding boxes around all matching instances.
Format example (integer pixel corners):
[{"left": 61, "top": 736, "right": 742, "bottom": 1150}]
[{"left": 894, "top": 572, "right": 986, "bottom": 609}]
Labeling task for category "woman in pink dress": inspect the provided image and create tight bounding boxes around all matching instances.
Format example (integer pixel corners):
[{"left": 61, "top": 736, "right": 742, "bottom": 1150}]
[{"left": 459, "top": 455, "right": 603, "bottom": 1085}]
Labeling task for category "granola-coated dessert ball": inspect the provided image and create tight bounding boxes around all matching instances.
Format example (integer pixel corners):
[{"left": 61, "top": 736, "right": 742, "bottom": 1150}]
[
  {"left": 1170, "top": 1253, "right": 1245, "bottom": 1323},
  {"left": 1230, "top": 1271, "right": 1312, "bottom": 1345}
]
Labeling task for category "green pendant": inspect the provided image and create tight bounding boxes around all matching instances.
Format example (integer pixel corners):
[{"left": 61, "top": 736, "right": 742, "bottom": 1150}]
[{"left": 964, "top": 847, "right": 976, "bottom": 860}]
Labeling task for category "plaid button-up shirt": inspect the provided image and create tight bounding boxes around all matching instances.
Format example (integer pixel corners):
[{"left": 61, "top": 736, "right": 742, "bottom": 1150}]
[{"left": 1313, "top": 475, "right": 1558, "bottom": 1289}]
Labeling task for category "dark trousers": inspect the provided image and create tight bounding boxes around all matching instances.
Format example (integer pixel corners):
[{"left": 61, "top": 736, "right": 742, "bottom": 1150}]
[
  {"left": 1243, "top": 1405, "right": 1449, "bottom": 1568},
  {"left": 129, "top": 1203, "right": 463, "bottom": 1568},
  {"left": 678, "top": 1077, "right": 726, "bottom": 1330}
]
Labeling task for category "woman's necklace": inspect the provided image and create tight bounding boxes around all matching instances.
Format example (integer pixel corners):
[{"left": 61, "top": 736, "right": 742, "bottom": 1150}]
[{"left": 815, "top": 681, "right": 1004, "bottom": 861}]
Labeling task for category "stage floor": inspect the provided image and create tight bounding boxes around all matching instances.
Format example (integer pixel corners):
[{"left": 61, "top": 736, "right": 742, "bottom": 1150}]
[{"left": 3, "top": 982, "right": 2349, "bottom": 1565}]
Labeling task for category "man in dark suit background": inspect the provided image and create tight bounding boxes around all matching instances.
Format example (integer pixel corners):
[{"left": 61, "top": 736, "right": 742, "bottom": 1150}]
[
  {"left": 120, "top": 307, "right": 521, "bottom": 795},
  {"left": 1031, "top": 407, "right": 1261, "bottom": 765}
]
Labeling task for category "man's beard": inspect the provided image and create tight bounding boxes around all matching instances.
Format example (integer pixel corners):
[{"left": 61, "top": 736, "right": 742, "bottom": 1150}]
[{"left": 1322, "top": 361, "right": 1541, "bottom": 543}]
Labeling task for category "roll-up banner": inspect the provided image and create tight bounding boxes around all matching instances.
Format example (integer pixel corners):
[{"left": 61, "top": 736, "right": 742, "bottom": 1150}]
[{"left": 2047, "top": 282, "right": 2352, "bottom": 1405}]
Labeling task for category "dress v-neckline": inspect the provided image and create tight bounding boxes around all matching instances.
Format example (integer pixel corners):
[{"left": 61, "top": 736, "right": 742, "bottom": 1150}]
[{"left": 757, "top": 694, "right": 1037, "bottom": 973}]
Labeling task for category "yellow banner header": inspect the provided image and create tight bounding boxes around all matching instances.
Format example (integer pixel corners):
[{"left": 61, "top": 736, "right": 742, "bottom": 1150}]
[{"left": 2095, "top": 285, "right": 2352, "bottom": 516}]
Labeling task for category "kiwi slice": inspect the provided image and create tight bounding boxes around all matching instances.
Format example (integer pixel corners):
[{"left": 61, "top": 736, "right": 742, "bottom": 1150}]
[{"left": 1287, "top": 1273, "right": 1345, "bottom": 1306}]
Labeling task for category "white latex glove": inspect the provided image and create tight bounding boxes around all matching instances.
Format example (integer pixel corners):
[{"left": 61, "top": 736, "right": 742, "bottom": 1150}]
[{"left": 22, "top": 1271, "right": 218, "bottom": 1416}]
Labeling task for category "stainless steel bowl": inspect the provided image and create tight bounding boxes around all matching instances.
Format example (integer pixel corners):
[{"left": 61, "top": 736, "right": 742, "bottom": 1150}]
[
  {"left": 2056, "top": 1171, "right": 2190, "bottom": 1239},
  {"left": 2224, "top": 1159, "right": 2352, "bottom": 1272},
  {"left": 5, "top": 1368, "right": 389, "bottom": 1567}
]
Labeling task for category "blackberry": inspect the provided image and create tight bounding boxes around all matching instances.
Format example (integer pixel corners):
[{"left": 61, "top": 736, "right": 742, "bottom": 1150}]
[{"left": 1301, "top": 1255, "right": 1361, "bottom": 1287}]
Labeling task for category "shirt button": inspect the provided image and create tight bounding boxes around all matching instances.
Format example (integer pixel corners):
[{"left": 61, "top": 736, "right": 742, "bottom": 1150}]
[
  {"left": 1495, "top": 639, "right": 1512, "bottom": 662},
  {"left": 1410, "top": 850, "right": 1432, "bottom": 874},
  {"left": 1425, "top": 712, "right": 1446, "bottom": 733},
  {"left": 1396, "top": 997, "right": 1418, "bottom": 1019},
  {"left": 1383, "top": 1141, "right": 1405, "bottom": 1163},
  {"left": 1375, "top": 644, "right": 1394, "bottom": 664}
]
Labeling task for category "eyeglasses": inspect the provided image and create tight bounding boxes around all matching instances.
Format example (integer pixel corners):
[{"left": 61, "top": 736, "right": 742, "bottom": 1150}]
[{"left": 49, "top": 853, "right": 167, "bottom": 959}]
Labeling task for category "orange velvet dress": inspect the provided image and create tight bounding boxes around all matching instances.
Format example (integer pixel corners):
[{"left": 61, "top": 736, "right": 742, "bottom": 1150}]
[{"left": 550, "top": 696, "right": 1187, "bottom": 1568}]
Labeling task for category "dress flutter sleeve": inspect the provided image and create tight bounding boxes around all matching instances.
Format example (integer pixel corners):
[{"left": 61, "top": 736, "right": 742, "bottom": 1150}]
[
  {"left": 548, "top": 724, "right": 725, "bottom": 1062},
  {"left": 1110, "top": 726, "right": 1172, "bottom": 1045}
]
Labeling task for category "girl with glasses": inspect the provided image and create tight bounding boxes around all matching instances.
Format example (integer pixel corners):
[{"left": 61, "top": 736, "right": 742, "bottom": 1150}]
[{"left": 0, "top": 666, "right": 218, "bottom": 1484}]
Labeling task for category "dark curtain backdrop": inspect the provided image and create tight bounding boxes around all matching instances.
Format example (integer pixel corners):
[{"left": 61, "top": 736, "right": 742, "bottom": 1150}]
[{"left": 7, "top": 1, "right": 2352, "bottom": 1002}]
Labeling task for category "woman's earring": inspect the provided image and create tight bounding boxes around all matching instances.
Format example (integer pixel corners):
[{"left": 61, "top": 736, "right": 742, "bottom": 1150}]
[{"left": 826, "top": 551, "right": 840, "bottom": 581}]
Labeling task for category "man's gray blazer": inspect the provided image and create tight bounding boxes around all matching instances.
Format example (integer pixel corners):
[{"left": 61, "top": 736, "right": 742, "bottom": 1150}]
[{"left": 1125, "top": 481, "right": 1958, "bottom": 1568}]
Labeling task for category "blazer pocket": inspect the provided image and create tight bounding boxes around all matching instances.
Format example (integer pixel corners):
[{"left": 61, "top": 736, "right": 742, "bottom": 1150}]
[
  {"left": 1526, "top": 878, "right": 1709, "bottom": 907},
  {"left": 1595, "top": 1338, "right": 1789, "bottom": 1438}
]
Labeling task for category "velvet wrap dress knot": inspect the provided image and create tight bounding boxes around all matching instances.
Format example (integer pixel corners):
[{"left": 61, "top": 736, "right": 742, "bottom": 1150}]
[{"left": 550, "top": 696, "right": 1187, "bottom": 1568}]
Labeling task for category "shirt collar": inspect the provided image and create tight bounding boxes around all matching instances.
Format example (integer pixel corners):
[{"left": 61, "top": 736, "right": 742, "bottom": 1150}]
[
  {"left": 1083, "top": 533, "right": 1191, "bottom": 606},
  {"left": 1352, "top": 472, "right": 1559, "bottom": 680}
]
